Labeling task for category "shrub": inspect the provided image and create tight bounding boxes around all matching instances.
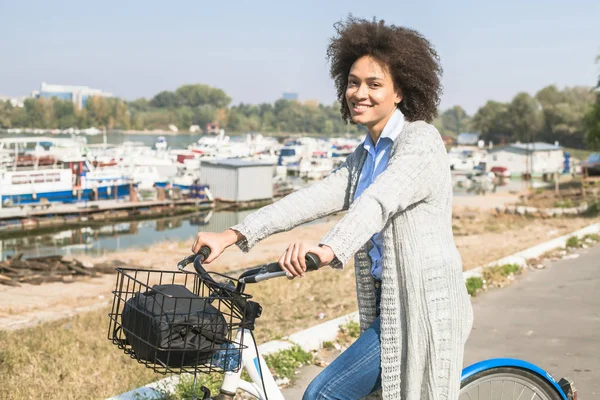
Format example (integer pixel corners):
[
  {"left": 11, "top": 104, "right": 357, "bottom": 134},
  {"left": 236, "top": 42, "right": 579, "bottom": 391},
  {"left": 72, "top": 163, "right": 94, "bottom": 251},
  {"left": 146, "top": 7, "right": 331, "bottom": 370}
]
[
  {"left": 465, "top": 277, "right": 484, "bottom": 296},
  {"left": 566, "top": 236, "right": 580, "bottom": 248}
]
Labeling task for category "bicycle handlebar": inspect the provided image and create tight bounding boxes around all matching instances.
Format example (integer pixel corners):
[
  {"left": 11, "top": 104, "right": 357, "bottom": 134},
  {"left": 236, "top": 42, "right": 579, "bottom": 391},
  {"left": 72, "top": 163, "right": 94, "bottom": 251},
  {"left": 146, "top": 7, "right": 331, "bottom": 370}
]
[{"left": 177, "top": 246, "right": 321, "bottom": 286}]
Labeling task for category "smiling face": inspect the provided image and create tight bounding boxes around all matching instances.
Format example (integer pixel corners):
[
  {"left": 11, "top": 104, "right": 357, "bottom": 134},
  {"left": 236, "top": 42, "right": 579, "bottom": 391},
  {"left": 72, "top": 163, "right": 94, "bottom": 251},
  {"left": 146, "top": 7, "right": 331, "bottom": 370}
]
[{"left": 345, "top": 55, "right": 403, "bottom": 135}]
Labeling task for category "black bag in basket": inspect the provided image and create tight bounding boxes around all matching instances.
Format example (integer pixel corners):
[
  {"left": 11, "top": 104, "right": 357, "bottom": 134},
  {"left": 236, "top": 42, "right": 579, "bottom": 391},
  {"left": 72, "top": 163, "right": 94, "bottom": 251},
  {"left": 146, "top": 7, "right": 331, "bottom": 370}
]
[{"left": 121, "top": 284, "right": 228, "bottom": 367}]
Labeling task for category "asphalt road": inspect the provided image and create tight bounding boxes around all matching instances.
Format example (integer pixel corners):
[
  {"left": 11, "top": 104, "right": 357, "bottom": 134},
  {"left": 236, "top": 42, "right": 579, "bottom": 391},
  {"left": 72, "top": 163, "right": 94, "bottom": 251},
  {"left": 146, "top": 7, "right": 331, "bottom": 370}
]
[
  {"left": 464, "top": 242, "right": 600, "bottom": 397},
  {"left": 282, "top": 243, "right": 600, "bottom": 398}
]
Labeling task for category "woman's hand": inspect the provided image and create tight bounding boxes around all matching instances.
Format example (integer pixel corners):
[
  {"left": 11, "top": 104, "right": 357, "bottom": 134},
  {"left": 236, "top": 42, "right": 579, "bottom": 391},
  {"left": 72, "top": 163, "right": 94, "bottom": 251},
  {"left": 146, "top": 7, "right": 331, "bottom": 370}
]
[
  {"left": 191, "top": 229, "right": 243, "bottom": 264},
  {"left": 278, "top": 242, "right": 335, "bottom": 278}
]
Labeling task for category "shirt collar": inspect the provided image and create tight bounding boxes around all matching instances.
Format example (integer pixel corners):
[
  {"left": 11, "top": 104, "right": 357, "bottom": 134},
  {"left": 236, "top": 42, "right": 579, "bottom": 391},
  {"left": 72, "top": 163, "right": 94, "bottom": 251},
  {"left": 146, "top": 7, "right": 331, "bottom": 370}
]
[{"left": 362, "top": 108, "right": 405, "bottom": 151}]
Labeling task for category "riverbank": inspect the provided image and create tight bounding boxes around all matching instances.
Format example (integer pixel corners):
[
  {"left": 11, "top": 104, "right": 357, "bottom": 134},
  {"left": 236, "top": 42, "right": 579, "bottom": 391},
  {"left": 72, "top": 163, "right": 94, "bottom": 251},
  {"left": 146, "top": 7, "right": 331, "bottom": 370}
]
[
  {"left": 0, "top": 200, "right": 596, "bottom": 331},
  {"left": 0, "top": 203, "right": 598, "bottom": 398}
]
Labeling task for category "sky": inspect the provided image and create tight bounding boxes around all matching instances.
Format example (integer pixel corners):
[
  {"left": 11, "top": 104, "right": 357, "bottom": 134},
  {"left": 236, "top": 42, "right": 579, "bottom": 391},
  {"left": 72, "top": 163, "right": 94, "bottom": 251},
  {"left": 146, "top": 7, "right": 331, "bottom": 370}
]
[{"left": 0, "top": 0, "right": 599, "bottom": 114}]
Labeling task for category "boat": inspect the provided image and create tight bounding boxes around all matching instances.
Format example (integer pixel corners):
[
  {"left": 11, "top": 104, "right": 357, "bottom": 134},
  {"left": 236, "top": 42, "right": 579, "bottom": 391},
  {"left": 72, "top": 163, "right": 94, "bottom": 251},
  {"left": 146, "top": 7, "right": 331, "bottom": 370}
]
[
  {"left": 0, "top": 137, "right": 135, "bottom": 206},
  {"left": 154, "top": 136, "right": 168, "bottom": 151}
]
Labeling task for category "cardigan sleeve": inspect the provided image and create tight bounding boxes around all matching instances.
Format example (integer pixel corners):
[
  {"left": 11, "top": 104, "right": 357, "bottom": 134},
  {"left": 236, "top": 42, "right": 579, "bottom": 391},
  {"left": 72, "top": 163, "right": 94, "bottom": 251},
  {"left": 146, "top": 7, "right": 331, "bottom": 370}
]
[
  {"left": 230, "top": 148, "right": 361, "bottom": 252},
  {"left": 319, "top": 123, "right": 443, "bottom": 267}
]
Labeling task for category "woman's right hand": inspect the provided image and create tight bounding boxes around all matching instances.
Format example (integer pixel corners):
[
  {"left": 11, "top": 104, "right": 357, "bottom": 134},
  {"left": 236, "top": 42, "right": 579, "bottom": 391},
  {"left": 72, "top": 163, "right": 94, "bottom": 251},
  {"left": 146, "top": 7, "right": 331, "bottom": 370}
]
[{"left": 191, "top": 229, "right": 243, "bottom": 264}]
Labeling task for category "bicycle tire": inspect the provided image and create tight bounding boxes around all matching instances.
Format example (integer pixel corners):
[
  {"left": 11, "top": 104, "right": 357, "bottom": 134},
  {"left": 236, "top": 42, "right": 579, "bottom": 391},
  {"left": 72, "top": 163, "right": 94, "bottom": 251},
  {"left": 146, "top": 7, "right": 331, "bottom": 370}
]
[{"left": 460, "top": 366, "right": 563, "bottom": 400}]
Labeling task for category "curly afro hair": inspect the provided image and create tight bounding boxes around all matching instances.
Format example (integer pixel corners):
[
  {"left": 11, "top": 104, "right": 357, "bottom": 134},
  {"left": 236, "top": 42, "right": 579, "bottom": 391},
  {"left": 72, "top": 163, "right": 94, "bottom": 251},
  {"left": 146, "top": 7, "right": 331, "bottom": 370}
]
[{"left": 327, "top": 16, "right": 443, "bottom": 123}]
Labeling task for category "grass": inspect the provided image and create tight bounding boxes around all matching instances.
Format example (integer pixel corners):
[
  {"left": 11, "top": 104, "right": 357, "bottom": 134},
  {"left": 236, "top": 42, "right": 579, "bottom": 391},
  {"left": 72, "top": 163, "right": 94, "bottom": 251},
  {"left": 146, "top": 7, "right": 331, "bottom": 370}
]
[
  {"left": 466, "top": 263, "right": 523, "bottom": 296},
  {"left": 553, "top": 199, "right": 576, "bottom": 208},
  {"left": 0, "top": 265, "right": 358, "bottom": 400},
  {"left": 566, "top": 236, "right": 580, "bottom": 248},
  {"left": 322, "top": 341, "right": 335, "bottom": 350},
  {"left": 0, "top": 308, "right": 157, "bottom": 400},
  {"left": 465, "top": 277, "right": 484, "bottom": 296},
  {"left": 264, "top": 346, "right": 313, "bottom": 381},
  {"left": 171, "top": 346, "right": 313, "bottom": 399},
  {"left": 482, "top": 263, "right": 522, "bottom": 285},
  {"left": 339, "top": 320, "right": 360, "bottom": 339}
]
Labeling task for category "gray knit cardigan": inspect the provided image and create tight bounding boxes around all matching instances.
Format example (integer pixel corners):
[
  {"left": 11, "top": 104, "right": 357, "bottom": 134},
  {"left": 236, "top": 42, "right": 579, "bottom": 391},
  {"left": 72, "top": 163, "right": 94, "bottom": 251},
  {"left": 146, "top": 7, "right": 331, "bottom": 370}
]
[{"left": 231, "top": 121, "right": 473, "bottom": 400}]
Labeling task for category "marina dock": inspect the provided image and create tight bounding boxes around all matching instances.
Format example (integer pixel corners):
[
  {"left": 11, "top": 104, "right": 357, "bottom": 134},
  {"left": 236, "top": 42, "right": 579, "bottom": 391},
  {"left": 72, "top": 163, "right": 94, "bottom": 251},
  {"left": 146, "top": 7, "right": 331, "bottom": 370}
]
[{"left": 0, "top": 198, "right": 214, "bottom": 234}]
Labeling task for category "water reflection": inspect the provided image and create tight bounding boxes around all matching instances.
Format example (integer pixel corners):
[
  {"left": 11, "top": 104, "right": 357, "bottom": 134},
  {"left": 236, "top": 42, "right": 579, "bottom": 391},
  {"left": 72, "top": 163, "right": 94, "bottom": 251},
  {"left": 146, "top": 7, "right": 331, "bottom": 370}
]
[{"left": 0, "top": 209, "right": 255, "bottom": 260}]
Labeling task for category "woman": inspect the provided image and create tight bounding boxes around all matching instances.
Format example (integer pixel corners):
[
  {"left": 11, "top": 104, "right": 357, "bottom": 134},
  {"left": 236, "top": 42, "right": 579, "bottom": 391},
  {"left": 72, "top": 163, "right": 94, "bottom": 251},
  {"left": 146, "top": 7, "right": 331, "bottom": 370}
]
[{"left": 192, "top": 16, "right": 473, "bottom": 400}]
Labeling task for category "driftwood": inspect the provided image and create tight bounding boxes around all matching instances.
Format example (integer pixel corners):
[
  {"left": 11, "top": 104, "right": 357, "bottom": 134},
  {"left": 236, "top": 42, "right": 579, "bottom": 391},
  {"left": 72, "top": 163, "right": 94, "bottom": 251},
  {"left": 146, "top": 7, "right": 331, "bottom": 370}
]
[{"left": 0, "top": 255, "right": 124, "bottom": 287}]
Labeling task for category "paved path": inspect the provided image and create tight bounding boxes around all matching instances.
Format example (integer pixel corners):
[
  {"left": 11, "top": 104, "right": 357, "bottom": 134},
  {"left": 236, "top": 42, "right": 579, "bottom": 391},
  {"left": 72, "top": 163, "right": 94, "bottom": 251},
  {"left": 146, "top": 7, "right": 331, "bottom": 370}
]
[{"left": 282, "top": 244, "right": 600, "bottom": 398}]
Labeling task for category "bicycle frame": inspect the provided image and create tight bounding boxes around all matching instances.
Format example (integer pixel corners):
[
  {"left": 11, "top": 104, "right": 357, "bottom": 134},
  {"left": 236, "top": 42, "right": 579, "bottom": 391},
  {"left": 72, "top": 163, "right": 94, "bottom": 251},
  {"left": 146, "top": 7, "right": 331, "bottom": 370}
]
[{"left": 217, "top": 329, "right": 284, "bottom": 400}]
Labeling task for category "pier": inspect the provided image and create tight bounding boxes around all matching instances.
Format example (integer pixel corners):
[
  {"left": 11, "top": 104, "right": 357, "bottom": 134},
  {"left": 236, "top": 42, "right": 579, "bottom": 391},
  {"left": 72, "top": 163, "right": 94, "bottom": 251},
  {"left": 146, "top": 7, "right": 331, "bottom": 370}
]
[{"left": 0, "top": 198, "right": 214, "bottom": 234}]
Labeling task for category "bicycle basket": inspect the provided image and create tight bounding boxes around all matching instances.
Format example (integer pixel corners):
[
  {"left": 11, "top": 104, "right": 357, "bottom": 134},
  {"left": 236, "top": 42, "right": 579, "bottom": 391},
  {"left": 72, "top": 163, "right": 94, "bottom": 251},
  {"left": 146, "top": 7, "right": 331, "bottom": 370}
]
[{"left": 108, "top": 267, "right": 250, "bottom": 375}]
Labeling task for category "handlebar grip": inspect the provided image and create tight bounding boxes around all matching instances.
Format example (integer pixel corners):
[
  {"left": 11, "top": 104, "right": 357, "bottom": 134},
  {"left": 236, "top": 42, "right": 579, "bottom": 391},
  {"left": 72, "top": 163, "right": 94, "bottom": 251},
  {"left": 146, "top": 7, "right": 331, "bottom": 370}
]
[
  {"left": 264, "top": 252, "right": 321, "bottom": 273},
  {"left": 197, "top": 246, "right": 211, "bottom": 263},
  {"left": 193, "top": 246, "right": 212, "bottom": 276},
  {"left": 305, "top": 253, "right": 320, "bottom": 271}
]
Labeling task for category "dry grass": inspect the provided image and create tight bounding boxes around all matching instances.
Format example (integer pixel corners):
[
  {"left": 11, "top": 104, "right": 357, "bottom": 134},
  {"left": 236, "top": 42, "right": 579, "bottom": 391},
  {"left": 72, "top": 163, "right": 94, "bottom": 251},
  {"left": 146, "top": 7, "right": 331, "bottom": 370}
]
[
  {"left": 0, "top": 307, "right": 157, "bottom": 400},
  {"left": 1, "top": 208, "right": 599, "bottom": 399},
  {"left": 0, "top": 264, "right": 357, "bottom": 399}
]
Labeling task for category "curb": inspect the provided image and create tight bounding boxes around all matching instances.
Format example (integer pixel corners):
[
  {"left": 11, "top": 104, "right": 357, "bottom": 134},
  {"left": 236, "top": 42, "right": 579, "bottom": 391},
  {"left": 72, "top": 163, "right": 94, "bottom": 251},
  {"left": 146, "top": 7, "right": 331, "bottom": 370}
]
[
  {"left": 109, "top": 222, "right": 599, "bottom": 399},
  {"left": 462, "top": 221, "right": 600, "bottom": 279}
]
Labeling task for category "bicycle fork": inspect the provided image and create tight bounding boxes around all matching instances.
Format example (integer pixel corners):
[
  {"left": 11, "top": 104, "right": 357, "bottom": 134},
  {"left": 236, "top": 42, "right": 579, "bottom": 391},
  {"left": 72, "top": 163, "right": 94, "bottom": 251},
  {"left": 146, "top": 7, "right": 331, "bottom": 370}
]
[{"left": 213, "top": 329, "right": 285, "bottom": 400}]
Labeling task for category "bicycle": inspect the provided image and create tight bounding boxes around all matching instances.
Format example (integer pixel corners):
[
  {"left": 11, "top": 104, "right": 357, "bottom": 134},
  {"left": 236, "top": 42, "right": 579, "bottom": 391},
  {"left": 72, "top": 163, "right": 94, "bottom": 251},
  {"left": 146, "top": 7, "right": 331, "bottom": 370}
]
[{"left": 108, "top": 247, "right": 578, "bottom": 400}]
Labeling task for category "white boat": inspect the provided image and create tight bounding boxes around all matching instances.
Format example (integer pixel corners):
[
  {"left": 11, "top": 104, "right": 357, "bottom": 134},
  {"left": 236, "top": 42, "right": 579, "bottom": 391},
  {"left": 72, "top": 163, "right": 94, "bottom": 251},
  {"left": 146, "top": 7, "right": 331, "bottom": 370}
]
[
  {"left": 0, "top": 137, "right": 135, "bottom": 206},
  {"left": 154, "top": 136, "right": 168, "bottom": 151},
  {"left": 298, "top": 157, "right": 334, "bottom": 180}
]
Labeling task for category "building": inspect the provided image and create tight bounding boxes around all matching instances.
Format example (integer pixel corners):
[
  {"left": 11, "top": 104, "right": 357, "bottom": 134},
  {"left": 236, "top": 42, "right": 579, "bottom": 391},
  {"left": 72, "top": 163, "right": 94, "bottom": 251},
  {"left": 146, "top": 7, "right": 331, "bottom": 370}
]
[
  {"left": 200, "top": 159, "right": 274, "bottom": 202},
  {"left": 205, "top": 123, "right": 220, "bottom": 135},
  {"left": 441, "top": 135, "right": 455, "bottom": 147},
  {"left": 282, "top": 92, "right": 299, "bottom": 101},
  {"left": 33, "top": 82, "right": 113, "bottom": 109},
  {"left": 0, "top": 96, "right": 26, "bottom": 108},
  {"left": 487, "top": 142, "right": 564, "bottom": 176}
]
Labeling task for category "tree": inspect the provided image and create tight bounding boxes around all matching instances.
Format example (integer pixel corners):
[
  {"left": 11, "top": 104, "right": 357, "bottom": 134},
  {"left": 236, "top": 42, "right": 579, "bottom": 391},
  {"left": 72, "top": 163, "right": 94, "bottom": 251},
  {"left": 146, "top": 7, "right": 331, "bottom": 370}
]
[
  {"left": 84, "top": 96, "right": 110, "bottom": 128},
  {"left": 0, "top": 101, "right": 12, "bottom": 128},
  {"left": 506, "top": 92, "right": 543, "bottom": 143},
  {"left": 175, "top": 84, "right": 231, "bottom": 108},
  {"left": 440, "top": 106, "right": 470, "bottom": 137},
  {"left": 536, "top": 85, "right": 594, "bottom": 147},
  {"left": 471, "top": 101, "right": 511, "bottom": 143},
  {"left": 149, "top": 91, "right": 180, "bottom": 108},
  {"left": 584, "top": 55, "right": 600, "bottom": 149},
  {"left": 53, "top": 99, "right": 77, "bottom": 129},
  {"left": 23, "top": 98, "right": 54, "bottom": 128}
]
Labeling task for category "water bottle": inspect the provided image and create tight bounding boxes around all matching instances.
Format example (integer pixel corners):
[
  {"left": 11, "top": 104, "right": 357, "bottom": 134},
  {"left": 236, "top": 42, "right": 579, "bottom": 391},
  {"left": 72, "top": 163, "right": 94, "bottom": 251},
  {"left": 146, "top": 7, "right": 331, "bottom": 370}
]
[{"left": 211, "top": 342, "right": 240, "bottom": 371}]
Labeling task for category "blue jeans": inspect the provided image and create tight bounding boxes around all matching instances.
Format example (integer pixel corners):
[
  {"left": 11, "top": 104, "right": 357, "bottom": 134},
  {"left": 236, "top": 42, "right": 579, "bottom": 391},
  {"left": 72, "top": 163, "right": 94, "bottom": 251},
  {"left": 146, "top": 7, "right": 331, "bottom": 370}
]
[{"left": 303, "top": 285, "right": 382, "bottom": 400}]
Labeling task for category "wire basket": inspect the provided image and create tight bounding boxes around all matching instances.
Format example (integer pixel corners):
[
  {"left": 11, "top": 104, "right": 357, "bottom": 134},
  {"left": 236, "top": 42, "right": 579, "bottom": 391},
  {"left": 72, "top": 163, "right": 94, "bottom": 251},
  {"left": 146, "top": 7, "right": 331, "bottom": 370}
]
[{"left": 108, "top": 267, "right": 250, "bottom": 375}]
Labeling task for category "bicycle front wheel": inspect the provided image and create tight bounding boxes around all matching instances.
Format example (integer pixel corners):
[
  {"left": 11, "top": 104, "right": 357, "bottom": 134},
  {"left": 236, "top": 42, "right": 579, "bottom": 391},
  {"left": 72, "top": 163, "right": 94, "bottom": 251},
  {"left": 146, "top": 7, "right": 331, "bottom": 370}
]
[{"left": 459, "top": 367, "right": 563, "bottom": 400}]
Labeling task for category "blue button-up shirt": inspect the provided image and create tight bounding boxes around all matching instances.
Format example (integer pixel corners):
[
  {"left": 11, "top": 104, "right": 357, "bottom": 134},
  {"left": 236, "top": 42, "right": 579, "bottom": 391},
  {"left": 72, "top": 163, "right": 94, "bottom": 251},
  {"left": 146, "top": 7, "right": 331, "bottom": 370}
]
[{"left": 353, "top": 109, "right": 405, "bottom": 280}]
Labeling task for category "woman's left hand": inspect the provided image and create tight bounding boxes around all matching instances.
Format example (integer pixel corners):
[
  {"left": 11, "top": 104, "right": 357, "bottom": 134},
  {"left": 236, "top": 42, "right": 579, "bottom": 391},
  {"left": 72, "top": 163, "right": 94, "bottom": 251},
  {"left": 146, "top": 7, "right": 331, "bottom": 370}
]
[{"left": 278, "top": 242, "right": 335, "bottom": 279}]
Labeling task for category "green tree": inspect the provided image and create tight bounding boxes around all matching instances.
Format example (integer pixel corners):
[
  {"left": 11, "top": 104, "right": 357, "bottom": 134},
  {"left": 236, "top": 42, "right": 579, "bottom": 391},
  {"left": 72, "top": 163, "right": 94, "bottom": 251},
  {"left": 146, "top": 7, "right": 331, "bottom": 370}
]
[
  {"left": 149, "top": 91, "right": 180, "bottom": 108},
  {"left": 23, "top": 98, "right": 54, "bottom": 128},
  {"left": 536, "top": 85, "right": 594, "bottom": 147},
  {"left": 0, "top": 101, "right": 12, "bottom": 128},
  {"left": 440, "top": 106, "right": 471, "bottom": 137},
  {"left": 85, "top": 96, "right": 110, "bottom": 128},
  {"left": 471, "top": 101, "right": 511, "bottom": 143},
  {"left": 127, "top": 98, "right": 151, "bottom": 113},
  {"left": 506, "top": 92, "right": 543, "bottom": 143},
  {"left": 192, "top": 104, "right": 217, "bottom": 128},
  {"left": 584, "top": 55, "right": 600, "bottom": 149},
  {"left": 175, "top": 84, "right": 231, "bottom": 108},
  {"left": 53, "top": 99, "right": 77, "bottom": 129}
]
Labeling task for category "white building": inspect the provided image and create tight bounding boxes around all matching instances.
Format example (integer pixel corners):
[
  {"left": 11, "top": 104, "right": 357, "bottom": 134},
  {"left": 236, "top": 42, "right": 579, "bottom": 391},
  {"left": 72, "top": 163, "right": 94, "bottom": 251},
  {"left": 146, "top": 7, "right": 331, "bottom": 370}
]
[
  {"left": 33, "top": 82, "right": 113, "bottom": 109},
  {"left": 487, "top": 142, "right": 565, "bottom": 176},
  {"left": 0, "top": 96, "right": 26, "bottom": 108}
]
